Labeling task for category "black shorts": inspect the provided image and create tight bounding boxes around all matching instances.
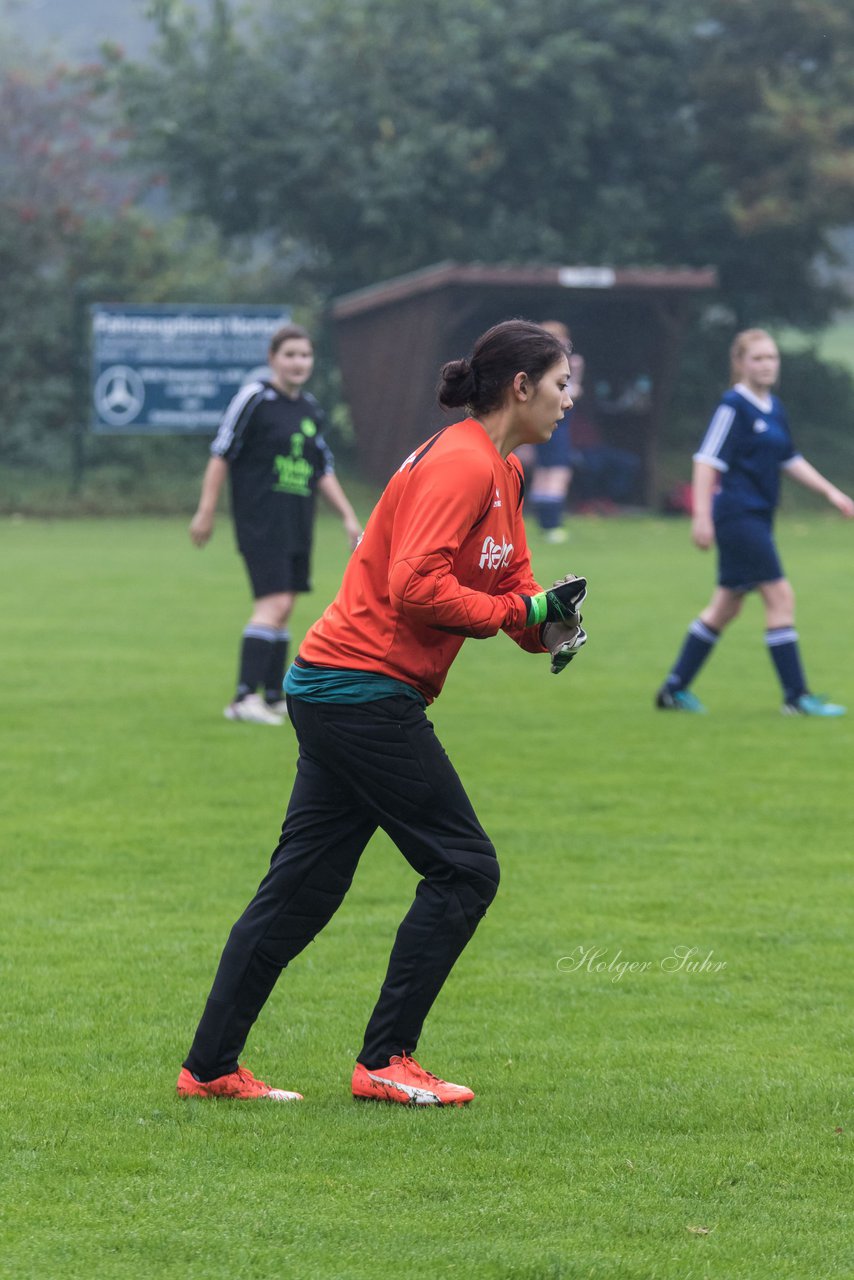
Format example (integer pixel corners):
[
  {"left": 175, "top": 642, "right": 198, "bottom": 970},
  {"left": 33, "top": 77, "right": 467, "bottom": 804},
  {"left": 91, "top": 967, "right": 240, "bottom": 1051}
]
[{"left": 241, "top": 546, "right": 311, "bottom": 597}]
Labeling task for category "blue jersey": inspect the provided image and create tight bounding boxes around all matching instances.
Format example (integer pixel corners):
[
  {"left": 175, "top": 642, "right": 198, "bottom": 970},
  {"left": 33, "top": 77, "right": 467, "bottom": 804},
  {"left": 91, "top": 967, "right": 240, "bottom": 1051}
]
[{"left": 693, "top": 384, "right": 801, "bottom": 522}]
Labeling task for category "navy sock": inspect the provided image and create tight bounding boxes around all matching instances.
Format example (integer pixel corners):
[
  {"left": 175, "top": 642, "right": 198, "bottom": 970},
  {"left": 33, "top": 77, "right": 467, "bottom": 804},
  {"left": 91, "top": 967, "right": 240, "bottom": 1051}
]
[
  {"left": 264, "top": 629, "right": 290, "bottom": 704},
  {"left": 765, "top": 627, "right": 807, "bottom": 703},
  {"left": 236, "top": 625, "right": 278, "bottom": 699},
  {"left": 531, "top": 494, "right": 565, "bottom": 531},
  {"left": 665, "top": 619, "right": 719, "bottom": 691}
]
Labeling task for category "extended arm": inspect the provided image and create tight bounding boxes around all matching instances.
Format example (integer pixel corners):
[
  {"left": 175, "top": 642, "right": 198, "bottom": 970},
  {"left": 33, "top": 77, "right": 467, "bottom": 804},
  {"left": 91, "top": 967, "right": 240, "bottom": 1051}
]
[
  {"left": 317, "top": 472, "right": 363, "bottom": 549},
  {"left": 189, "top": 456, "right": 229, "bottom": 546},
  {"left": 784, "top": 456, "right": 854, "bottom": 517}
]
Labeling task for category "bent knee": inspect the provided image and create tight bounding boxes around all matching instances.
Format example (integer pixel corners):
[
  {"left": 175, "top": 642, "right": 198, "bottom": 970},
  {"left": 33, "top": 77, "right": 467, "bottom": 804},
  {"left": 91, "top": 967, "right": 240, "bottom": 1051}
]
[
  {"left": 458, "top": 844, "right": 500, "bottom": 918},
  {"left": 478, "top": 851, "right": 501, "bottom": 905}
]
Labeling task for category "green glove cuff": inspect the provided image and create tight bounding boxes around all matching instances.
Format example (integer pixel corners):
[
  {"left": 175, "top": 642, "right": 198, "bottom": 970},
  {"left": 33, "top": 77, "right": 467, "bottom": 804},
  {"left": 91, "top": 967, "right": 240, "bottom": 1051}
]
[{"left": 525, "top": 593, "right": 548, "bottom": 626}]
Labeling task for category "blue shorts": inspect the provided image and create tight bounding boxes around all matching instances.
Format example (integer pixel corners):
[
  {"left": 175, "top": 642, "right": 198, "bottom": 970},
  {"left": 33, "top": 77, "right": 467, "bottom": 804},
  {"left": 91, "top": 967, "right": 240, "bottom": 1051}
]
[
  {"left": 535, "top": 417, "right": 573, "bottom": 469},
  {"left": 715, "top": 514, "right": 783, "bottom": 591}
]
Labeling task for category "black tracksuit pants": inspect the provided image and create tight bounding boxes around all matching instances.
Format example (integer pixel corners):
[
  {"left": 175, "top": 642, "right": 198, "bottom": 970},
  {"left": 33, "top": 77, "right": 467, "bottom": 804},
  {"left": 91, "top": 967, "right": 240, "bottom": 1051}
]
[{"left": 184, "top": 694, "right": 500, "bottom": 1078}]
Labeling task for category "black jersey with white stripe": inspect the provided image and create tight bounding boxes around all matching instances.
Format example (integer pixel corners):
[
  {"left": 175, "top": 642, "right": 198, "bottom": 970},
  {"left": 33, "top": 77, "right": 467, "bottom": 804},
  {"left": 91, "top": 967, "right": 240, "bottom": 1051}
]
[
  {"left": 693, "top": 384, "right": 801, "bottom": 521},
  {"left": 211, "top": 381, "right": 334, "bottom": 554}
]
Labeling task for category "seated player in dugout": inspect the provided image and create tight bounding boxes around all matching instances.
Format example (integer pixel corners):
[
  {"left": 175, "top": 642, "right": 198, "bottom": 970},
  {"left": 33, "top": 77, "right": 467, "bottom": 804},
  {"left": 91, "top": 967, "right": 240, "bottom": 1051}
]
[{"left": 515, "top": 319, "right": 578, "bottom": 543}]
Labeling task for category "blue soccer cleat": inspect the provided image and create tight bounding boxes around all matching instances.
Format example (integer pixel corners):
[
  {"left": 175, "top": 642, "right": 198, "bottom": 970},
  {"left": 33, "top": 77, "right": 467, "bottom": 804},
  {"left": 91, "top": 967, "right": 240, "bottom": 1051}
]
[
  {"left": 655, "top": 686, "right": 707, "bottom": 713},
  {"left": 781, "top": 693, "right": 846, "bottom": 718}
]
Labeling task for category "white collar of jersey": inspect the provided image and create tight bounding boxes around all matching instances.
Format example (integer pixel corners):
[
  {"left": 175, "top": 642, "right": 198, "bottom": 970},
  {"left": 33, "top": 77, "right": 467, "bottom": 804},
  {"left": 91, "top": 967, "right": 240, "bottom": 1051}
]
[{"left": 733, "top": 382, "right": 773, "bottom": 414}]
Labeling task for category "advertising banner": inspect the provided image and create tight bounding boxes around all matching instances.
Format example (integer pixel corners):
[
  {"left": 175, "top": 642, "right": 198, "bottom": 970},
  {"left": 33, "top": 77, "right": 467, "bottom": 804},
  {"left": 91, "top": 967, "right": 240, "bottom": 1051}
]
[{"left": 90, "top": 304, "right": 290, "bottom": 434}]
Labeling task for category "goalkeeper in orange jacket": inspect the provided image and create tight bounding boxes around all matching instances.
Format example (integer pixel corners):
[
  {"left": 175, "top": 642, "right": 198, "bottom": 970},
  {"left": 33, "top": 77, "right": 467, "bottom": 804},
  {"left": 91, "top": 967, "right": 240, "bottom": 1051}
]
[{"left": 177, "top": 319, "right": 588, "bottom": 1108}]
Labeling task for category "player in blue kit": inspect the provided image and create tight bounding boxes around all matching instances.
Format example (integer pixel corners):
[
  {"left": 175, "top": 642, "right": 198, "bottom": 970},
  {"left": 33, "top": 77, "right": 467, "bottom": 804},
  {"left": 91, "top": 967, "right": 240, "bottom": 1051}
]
[
  {"left": 656, "top": 329, "right": 854, "bottom": 716},
  {"left": 190, "top": 325, "right": 362, "bottom": 724}
]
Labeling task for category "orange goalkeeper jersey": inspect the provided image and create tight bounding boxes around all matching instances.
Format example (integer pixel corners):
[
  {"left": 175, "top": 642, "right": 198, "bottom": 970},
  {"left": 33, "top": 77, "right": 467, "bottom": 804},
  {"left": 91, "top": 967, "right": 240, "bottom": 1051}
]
[{"left": 299, "top": 418, "right": 547, "bottom": 702}]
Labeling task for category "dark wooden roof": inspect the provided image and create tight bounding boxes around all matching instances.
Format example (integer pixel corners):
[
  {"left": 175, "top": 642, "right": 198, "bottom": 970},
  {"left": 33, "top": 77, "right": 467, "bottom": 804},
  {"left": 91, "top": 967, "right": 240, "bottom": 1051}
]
[{"left": 333, "top": 261, "right": 718, "bottom": 318}]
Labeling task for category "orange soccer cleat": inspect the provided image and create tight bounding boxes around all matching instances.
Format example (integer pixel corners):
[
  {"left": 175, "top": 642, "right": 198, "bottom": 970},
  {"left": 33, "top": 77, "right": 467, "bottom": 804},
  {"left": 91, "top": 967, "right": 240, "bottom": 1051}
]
[
  {"left": 352, "top": 1054, "right": 474, "bottom": 1106},
  {"left": 176, "top": 1065, "right": 303, "bottom": 1102}
]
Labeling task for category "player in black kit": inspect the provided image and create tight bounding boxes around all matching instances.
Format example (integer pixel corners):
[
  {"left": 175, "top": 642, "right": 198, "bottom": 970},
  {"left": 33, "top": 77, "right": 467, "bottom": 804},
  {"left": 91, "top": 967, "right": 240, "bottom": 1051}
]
[{"left": 190, "top": 325, "right": 362, "bottom": 724}]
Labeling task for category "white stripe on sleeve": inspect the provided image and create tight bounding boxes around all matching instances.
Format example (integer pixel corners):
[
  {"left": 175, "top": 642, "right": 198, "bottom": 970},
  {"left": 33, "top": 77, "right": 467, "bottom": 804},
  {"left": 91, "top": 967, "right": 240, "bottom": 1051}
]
[
  {"left": 693, "top": 452, "right": 728, "bottom": 472},
  {"left": 696, "top": 404, "right": 735, "bottom": 465},
  {"left": 210, "top": 381, "right": 265, "bottom": 456}
]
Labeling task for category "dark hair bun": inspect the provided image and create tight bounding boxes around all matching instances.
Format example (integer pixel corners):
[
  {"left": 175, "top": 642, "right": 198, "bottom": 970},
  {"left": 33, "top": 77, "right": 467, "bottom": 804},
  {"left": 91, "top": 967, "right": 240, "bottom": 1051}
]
[
  {"left": 436, "top": 319, "right": 566, "bottom": 416},
  {"left": 437, "top": 358, "right": 477, "bottom": 409}
]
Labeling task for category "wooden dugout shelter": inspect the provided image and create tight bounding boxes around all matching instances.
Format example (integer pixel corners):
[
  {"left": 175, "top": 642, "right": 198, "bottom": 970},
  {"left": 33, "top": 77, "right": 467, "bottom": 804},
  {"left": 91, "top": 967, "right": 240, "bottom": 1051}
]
[{"left": 331, "top": 261, "right": 718, "bottom": 504}]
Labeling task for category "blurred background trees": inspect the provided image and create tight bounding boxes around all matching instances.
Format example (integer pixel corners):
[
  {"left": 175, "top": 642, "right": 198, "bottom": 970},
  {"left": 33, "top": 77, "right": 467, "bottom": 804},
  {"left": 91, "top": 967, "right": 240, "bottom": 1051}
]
[
  {"left": 2, "top": 0, "right": 853, "bottom": 504},
  {"left": 0, "top": 22, "right": 302, "bottom": 496},
  {"left": 115, "top": 0, "right": 854, "bottom": 322}
]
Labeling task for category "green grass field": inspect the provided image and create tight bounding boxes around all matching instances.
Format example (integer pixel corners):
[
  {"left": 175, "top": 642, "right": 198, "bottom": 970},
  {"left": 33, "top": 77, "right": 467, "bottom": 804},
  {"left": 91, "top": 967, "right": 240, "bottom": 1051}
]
[{"left": 2, "top": 507, "right": 852, "bottom": 1280}]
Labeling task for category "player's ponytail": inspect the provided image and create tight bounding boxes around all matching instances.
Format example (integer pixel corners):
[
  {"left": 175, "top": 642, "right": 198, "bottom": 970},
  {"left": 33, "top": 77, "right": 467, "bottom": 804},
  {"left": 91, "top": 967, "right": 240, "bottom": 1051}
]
[
  {"left": 437, "top": 358, "right": 478, "bottom": 409},
  {"left": 437, "top": 319, "right": 568, "bottom": 415}
]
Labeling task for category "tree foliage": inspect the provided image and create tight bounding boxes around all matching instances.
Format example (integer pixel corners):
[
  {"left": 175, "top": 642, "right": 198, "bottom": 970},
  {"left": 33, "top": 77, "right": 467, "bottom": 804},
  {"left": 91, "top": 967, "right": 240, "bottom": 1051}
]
[
  {"left": 5, "top": 1, "right": 853, "bottom": 486},
  {"left": 114, "top": 0, "right": 854, "bottom": 324},
  {"left": 693, "top": 0, "right": 854, "bottom": 324},
  {"left": 0, "top": 60, "right": 128, "bottom": 464},
  {"left": 0, "top": 53, "right": 292, "bottom": 470}
]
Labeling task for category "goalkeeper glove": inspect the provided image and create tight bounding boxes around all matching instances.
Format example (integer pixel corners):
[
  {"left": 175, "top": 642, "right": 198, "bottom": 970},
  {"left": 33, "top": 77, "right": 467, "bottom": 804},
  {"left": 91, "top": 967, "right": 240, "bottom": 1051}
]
[
  {"left": 521, "top": 574, "right": 587, "bottom": 627},
  {"left": 541, "top": 618, "right": 587, "bottom": 674}
]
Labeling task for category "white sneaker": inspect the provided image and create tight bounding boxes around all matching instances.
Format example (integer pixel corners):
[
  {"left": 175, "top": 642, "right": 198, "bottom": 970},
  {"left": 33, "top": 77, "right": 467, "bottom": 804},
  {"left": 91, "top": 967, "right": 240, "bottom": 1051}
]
[
  {"left": 264, "top": 699, "right": 289, "bottom": 718},
  {"left": 223, "top": 694, "right": 284, "bottom": 725}
]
